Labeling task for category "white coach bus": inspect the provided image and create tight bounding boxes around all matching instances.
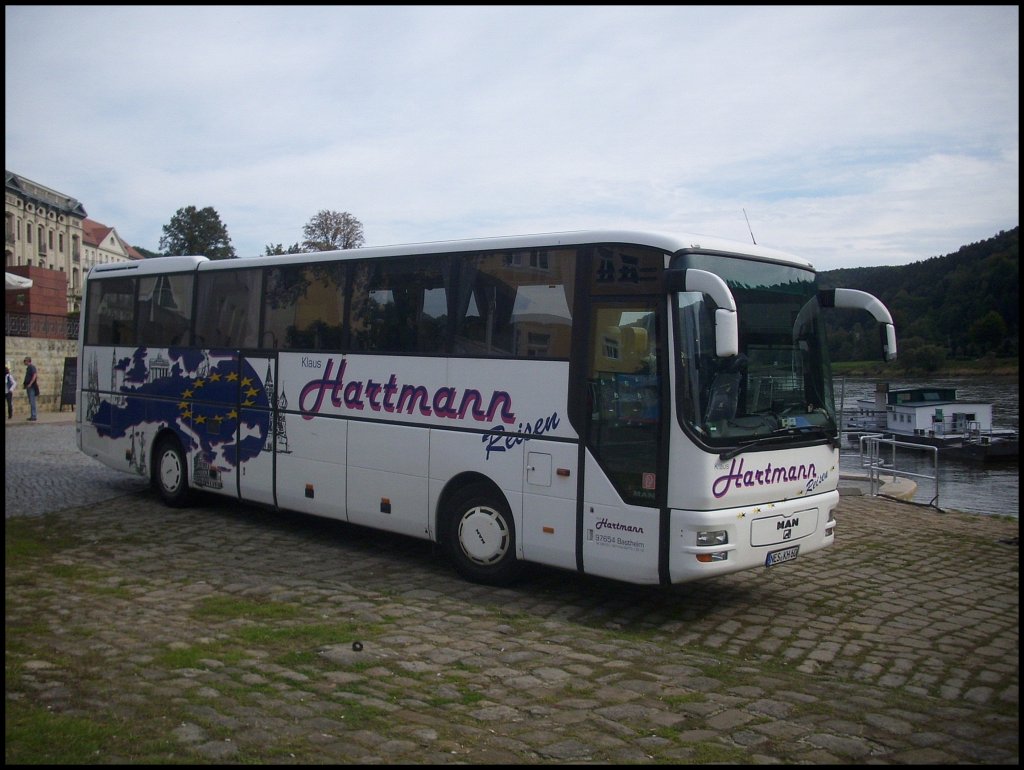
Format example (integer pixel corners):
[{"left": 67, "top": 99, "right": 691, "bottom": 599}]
[{"left": 76, "top": 230, "right": 896, "bottom": 586}]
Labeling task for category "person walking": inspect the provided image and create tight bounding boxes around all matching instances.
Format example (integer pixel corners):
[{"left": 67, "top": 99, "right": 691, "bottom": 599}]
[
  {"left": 22, "top": 356, "right": 39, "bottom": 421},
  {"left": 5, "top": 363, "right": 16, "bottom": 419}
]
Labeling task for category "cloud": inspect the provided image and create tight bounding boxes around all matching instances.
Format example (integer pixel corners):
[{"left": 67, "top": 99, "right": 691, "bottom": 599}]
[{"left": 5, "top": 5, "right": 1018, "bottom": 269}]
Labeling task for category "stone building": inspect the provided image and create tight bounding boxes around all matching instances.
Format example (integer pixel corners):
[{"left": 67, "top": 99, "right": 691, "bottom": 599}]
[
  {"left": 5, "top": 170, "right": 143, "bottom": 415},
  {"left": 5, "top": 170, "right": 141, "bottom": 313},
  {"left": 5, "top": 170, "right": 88, "bottom": 312}
]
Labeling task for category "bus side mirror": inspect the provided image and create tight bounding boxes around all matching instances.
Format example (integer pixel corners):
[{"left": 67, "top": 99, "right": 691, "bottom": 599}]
[
  {"left": 821, "top": 288, "right": 898, "bottom": 362},
  {"left": 669, "top": 268, "right": 739, "bottom": 358},
  {"left": 882, "top": 322, "right": 897, "bottom": 362},
  {"left": 714, "top": 309, "right": 739, "bottom": 358}
]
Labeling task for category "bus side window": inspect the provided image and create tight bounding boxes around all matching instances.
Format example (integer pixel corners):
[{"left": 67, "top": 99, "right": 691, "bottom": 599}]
[
  {"left": 137, "top": 274, "right": 193, "bottom": 347},
  {"left": 111, "top": 318, "right": 136, "bottom": 345},
  {"left": 453, "top": 269, "right": 516, "bottom": 356},
  {"left": 349, "top": 257, "right": 448, "bottom": 354},
  {"left": 88, "top": 277, "right": 137, "bottom": 346},
  {"left": 263, "top": 263, "right": 345, "bottom": 351},
  {"left": 453, "top": 248, "right": 575, "bottom": 358},
  {"left": 195, "top": 269, "right": 261, "bottom": 348}
]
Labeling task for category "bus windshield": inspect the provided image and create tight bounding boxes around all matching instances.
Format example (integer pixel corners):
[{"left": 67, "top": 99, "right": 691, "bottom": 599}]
[{"left": 673, "top": 254, "right": 836, "bottom": 447}]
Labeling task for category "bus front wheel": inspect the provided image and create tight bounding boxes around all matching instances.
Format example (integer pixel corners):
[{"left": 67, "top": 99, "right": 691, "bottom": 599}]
[
  {"left": 444, "top": 484, "right": 523, "bottom": 586},
  {"left": 153, "top": 436, "right": 192, "bottom": 507}
]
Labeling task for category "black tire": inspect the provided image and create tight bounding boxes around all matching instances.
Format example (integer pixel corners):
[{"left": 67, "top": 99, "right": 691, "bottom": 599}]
[
  {"left": 443, "top": 484, "right": 524, "bottom": 586},
  {"left": 152, "top": 435, "right": 192, "bottom": 507}
]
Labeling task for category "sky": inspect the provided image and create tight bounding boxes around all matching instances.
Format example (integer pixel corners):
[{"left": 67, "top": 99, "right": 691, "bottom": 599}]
[{"left": 5, "top": 5, "right": 1019, "bottom": 270}]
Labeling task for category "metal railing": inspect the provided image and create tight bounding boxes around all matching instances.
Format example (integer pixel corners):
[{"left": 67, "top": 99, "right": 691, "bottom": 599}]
[
  {"left": 5, "top": 312, "right": 79, "bottom": 340},
  {"left": 856, "top": 433, "right": 941, "bottom": 509}
]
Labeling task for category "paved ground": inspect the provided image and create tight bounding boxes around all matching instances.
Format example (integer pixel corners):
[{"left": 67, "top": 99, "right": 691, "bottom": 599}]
[{"left": 5, "top": 413, "right": 1019, "bottom": 764}]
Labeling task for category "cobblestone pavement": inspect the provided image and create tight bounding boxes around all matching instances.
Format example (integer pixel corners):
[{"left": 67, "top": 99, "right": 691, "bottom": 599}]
[{"left": 5, "top": 417, "right": 1019, "bottom": 764}]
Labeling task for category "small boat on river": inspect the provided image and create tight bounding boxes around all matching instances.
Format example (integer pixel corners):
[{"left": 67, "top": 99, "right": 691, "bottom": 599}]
[{"left": 845, "top": 384, "right": 1019, "bottom": 462}]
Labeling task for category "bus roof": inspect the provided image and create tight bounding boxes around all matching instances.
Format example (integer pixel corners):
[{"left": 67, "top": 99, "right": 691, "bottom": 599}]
[{"left": 89, "top": 229, "right": 815, "bottom": 278}]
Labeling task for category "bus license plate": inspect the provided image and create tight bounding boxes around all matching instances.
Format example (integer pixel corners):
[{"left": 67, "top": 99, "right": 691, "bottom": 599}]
[{"left": 765, "top": 545, "right": 799, "bottom": 567}]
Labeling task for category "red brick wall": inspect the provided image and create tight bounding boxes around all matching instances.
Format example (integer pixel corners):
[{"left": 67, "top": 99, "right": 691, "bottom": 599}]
[{"left": 6, "top": 267, "right": 68, "bottom": 316}]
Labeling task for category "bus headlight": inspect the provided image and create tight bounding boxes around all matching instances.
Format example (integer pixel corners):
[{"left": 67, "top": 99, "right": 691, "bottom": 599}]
[
  {"left": 695, "top": 529, "right": 729, "bottom": 562},
  {"left": 696, "top": 530, "right": 728, "bottom": 546}
]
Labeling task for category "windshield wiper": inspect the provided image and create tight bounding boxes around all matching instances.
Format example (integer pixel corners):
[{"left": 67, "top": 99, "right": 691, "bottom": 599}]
[{"left": 718, "top": 426, "right": 837, "bottom": 461}]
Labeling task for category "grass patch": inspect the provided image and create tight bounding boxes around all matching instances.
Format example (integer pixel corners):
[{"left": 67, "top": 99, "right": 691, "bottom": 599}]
[
  {"left": 234, "top": 620, "right": 373, "bottom": 649},
  {"left": 6, "top": 705, "right": 109, "bottom": 764},
  {"left": 660, "top": 692, "right": 706, "bottom": 706},
  {"left": 152, "top": 642, "right": 247, "bottom": 670},
  {"left": 47, "top": 563, "right": 110, "bottom": 582},
  {"left": 275, "top": 649, "right": 323, "bottom": 667},
  {"left": 831, "top": 357, "right": 1018, "bottom": 377},
  {"left": 327, "top": 699, "right": 390, "bottom": 728},
  {"left": 83, "top": 585, "right": 135, "bottom": 600},
  {"left": 686, "top": 740, "right": 752, "bottom": 764},
  {"left": 4, "top": 515, "right": 79, "bottom": 565},
  {"left": 426, "top": 684, "right": 486, "bottom": 708},
  {"left": 3, "top": 703, "right": 178, "bottom": 765},
  {"left": 191, "top": 595, "right": 304, "bottom": 622}
]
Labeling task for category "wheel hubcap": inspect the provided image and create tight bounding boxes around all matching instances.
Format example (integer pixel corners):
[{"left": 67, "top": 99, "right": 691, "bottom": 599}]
[
  {"left": 160, "top": 451, "right": 181, "bottom": 493},
  {"left": 458, "top": 505, "right": 510, "bottom": 565}
]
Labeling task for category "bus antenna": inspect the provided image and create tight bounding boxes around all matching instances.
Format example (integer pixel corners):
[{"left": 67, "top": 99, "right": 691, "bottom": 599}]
[{"left": 743, "top": 209, "right": 757, "bottom": 244}]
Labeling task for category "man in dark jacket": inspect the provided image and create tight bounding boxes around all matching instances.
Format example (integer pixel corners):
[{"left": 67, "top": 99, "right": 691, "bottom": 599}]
[{"left": 23, "top": 356, "right": 38, "bottom": 421}]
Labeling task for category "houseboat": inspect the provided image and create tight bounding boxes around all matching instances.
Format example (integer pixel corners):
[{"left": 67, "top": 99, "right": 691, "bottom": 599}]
[{"left": 846, "top": 384, "right": 1018, "bottom": 462}]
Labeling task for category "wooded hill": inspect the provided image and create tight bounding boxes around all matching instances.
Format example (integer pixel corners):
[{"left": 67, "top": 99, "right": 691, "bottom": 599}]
[{"left": 818, "top": 226, "right": 1019, "bottom": 367}]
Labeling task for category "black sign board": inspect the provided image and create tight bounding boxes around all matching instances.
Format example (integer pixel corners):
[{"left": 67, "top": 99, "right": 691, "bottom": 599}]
[{"left": 60, "top": 356, "right": 77, "bottom": 411}]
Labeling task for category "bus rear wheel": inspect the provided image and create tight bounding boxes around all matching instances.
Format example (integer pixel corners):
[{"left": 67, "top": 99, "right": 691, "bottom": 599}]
[
  {"left": 444, "top": 484, "right": 523, "bottom": 586},
  {"left": 153, "top": 436, "right": 192, "bottom": 507}
]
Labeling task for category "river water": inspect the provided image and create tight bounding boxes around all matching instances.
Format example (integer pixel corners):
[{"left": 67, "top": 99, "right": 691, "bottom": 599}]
[{"left": 834, "top": 375, "right": 1019, "bottom": 518}]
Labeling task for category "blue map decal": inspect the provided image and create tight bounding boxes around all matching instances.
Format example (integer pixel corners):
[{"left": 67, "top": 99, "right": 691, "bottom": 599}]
[{"left": 90, "top": 347, "right": 271, "bottom": 468}]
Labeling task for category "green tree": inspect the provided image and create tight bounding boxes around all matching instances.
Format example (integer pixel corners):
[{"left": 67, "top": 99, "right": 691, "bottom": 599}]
[
  {"left": 159, "top": 205, "right": 236, "bottom": 259},
  {"left": 302, "top": 210, "right": 365, "bottom": 252},
  {"left": 264, "top": 242, "right": 302, "bottom": 256},
  {"left": 822, "top": 227, "right": 1018, "bottom": 362},
  {"left": 898, "top": 338, "right": 947, "bottom": 373},
  {"left": 969, "top": 310, "right": 1008, "bottom": 355}
]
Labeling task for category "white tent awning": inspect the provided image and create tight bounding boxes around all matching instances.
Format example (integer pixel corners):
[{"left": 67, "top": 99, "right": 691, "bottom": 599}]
[{"left": 5, "top": 272, "right": 33, "bottom": 290}]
